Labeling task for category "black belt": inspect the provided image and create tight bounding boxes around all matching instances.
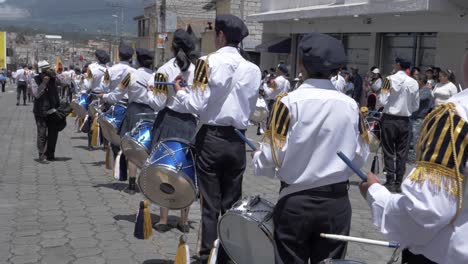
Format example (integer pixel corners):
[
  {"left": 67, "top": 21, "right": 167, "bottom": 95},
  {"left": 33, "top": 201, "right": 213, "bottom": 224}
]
[
  {"left": 280, "top": 181, "right": 350, "bottom": 195},
  {"left": 383, "top": 113, "right": 410, "bottom": 120}
]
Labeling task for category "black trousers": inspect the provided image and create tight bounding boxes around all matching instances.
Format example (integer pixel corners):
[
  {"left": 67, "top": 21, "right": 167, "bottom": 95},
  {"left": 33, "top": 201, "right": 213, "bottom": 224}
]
[
  {"left": 34, "top": 115, "right": 59, "bottom": 158},
  {"left": 273, "top": 183, "right": 351, "bottom": 264},
  {"left": 195, "top": 125, "right": 246, "bottom": 263},
  {"left": 17, "top": 82, "right": 27, "bottom": 103},
  {"left": 381, "top": 114, "right": 411, "bottom": 184},
  {"left": 1, "top": 80, "right": 5, "bottom": 92},
  {"left": 402, "top": 249, "right": 437, "bottom": 264}
]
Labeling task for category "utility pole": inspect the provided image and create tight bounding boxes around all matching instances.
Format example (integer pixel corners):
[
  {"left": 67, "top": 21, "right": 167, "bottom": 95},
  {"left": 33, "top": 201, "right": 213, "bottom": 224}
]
[{"left": 160, "top": 0, "right": 166, "bottom": 65}]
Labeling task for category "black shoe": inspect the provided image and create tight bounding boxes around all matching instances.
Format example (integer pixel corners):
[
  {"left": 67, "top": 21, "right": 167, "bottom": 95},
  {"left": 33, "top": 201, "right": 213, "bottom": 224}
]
[
  {"left": 37, "top": 156, "right": 50, "bottom": 164},
  {"left": 154, "top": 223, "right": 171, "bottom": 233},
  {"left": 46, "top": 157, "right": 56, "bottom": 161},
  {"left": 177, "top": 222, "right": 190, "bottom": 233},
  {"left": 16, "top": 102, "right": 19, "bottom": 106}
]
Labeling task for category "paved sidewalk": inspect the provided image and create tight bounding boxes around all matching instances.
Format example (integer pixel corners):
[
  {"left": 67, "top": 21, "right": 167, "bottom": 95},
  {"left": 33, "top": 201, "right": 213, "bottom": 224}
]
[{"left": 0, "top": 83, "right": 408, "bottom": 264}]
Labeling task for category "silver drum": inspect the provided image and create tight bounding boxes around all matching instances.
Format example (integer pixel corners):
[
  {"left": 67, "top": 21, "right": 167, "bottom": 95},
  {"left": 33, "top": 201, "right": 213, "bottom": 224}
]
[{"left": 218, "top": 196, "right": 275, "bottom": 264}]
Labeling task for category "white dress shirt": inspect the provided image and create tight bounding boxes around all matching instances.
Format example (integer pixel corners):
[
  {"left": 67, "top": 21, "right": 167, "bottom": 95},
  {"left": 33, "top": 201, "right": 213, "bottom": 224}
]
[
  {"left": 102, "top": 62, "right": 135, "bottom": 104},
  {"left": 433, "top": 82, "right": 458, "bottom": 106},
  {"left": 175, "top": 46, "right": 261, "bottom": 130},
  {"left": 378, "top": 71, "right": 419, "bottom": 117},
  {"left": 366, "top": 89, "right": 468, "bottom": 264},
  {"left": 107, "top": 67, "right": 153, "bottom": 105},
  {"left": 83, "top": 63, "right": 106, "bottom": 93},
  {"left": 15, "top": 69, "right": 28, "bottom": 82},
  {"left": 253, "top": 79, "right": 369, "bottom": 199},
  {"left": 263, "top": 75, "right": 290, "bottom": 100},
  {"left": 146, "top": 58, "right": 195, "bottom": 113},
  {"left": 331, "top": 73, "right": 346, "bottom": 93}
]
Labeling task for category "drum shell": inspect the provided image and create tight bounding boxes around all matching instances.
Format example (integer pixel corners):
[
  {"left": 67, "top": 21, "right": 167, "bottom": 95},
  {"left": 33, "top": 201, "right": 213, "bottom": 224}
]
[
  {"left": 71, "top": 93, "right": 89, "bottom": 119},
  {"left": 98, "top": 104, "right": 126, "bottom": 146},
  {"left": 120, "top": 120, "right": 153, "bottom": 168},
  {"left": 138, "top": 138, "right": 197, "bottom": 209},
  {"left": 218, "top": 196, "right": 275, "bottom": 264}
]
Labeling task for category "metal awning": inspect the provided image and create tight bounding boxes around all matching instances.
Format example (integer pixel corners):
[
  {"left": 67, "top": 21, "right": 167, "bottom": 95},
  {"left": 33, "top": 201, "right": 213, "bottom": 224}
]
[{"left": 255, "top": 37, "right": 291, "bottom": 53}]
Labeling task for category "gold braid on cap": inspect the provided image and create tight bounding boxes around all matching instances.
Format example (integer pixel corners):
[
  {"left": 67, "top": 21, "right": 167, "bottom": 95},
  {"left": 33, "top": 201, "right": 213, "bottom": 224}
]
[
  {"left": 409, "top": 102, "right": 468, "bottom": 223},
  {"left": 381, "top": 77, "right": 391, "bottom": 94},
  {"left": 263, "top": 93, "right": 290, "bottom": 169},
  {"left": 118, "top": 73, "right": 131, "bottom": 90},
  {"left": 153, "top": 73, "right": 168, "bottom": 95},
  {"left": 193, "top": 57, "right": 209, "bottom": 92}
]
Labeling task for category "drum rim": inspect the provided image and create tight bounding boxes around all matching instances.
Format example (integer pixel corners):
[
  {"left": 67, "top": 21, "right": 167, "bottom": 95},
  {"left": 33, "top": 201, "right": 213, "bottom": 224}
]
[
  {"left": 217, "top": 198, "right": 275, "bottom": 264},
  {"left": 138, "top": 164, "right": 197, "bottom": 210},
  {"left": 157, "top": 137, "right": 194, "bottom": 147}
]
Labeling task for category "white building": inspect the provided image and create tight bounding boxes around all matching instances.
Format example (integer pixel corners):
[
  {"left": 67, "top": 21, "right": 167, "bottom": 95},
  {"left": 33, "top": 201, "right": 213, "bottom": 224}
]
[{"left": 250, "top": 0, "right": 468, "bottom": 87}]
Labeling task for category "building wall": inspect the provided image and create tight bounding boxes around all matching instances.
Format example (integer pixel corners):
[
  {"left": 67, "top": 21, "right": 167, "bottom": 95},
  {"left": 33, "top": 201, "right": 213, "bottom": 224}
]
[
  {"left": 259, "top": 13, "right": 468, "bottom": 86},
  {"left": 215, "top": 0, "right": 263, "bottom": 51}
]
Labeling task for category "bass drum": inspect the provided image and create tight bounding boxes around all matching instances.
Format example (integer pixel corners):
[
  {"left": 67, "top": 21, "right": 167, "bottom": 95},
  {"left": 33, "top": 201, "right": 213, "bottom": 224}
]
[
  {"left": 138, "top": 138, "right": 197, "bottom": 209},
  {"left": 120, "top": 119, "right": 154, "bottom": 168},
  {"left": 218, "top": 196, "right": 275, "bottom": 264}
]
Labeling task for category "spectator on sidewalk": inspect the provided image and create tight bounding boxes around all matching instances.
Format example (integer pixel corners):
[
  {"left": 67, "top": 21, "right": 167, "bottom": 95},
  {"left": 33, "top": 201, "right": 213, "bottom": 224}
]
[
  {"left": 351, "top": 67, "right": 363, "bottom": 104},
  {"left": 15, "top": 64, "right": 29, "bottom": 105},
  {"left": 425, "top": 68, "right": 435, "bottom": 89},
  {"left": 31, "top": 61, "right": 60, "bottom": 164},
  {"left": 0, "top": 68, "right": 6, "bottom": 93},
  {"left": 408, "top": 75, "right": 434, "bottom": 162},
  {"left": 433, "top": 69, "right": 458, "bottom": 106}
]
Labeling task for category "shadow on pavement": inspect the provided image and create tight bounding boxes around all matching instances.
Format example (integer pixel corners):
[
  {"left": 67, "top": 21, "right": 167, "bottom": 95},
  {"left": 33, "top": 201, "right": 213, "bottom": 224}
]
[
  {"left": 70, "top": 136, "right": 87, "bottom": 140},
  {"left": 82, "top": 161, "right": 106, "bottom": 167},
  {"left": 142, "top": 260, "right": 174, "bottom": 264},
  {"left": 93, "top": 182, "right": 129, "bottom": 191},
  {"left": 54, "top": 157, "right": 72, "bottom": 162}
]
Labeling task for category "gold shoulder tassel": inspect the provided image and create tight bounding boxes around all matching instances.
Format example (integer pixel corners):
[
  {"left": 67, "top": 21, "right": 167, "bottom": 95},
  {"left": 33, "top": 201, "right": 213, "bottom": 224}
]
[
  {"left": 381, "top": 77, "right": 391, "bottom": 94},
  {"left": 409, "top": 103, "right": 466, "bottom": 223},
  {"left": 153, "top": 73, "right": 168, "bottom": 95},
  {"left": 193, "top": 57, "right": 210, "bottom": 92},
  {"left": 263, "top": 93, "right": 290, "bottom": 169},
  {"left": 118, "top": 73, "right": 131, "bottom": 90}
]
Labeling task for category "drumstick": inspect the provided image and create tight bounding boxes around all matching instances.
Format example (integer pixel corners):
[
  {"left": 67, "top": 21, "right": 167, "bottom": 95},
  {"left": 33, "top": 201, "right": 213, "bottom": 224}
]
[
  {"left": 320, "top": 233, "right": 400, "bottom": 248},
  {"left": 336, "top": 151, "right": 367, "bottom": 181},
  {"left": 234, "top": 129, "right": 257, "bottom": 151},
  {"left": 154, "top": 81, "right": 188, "bottom": 87}
]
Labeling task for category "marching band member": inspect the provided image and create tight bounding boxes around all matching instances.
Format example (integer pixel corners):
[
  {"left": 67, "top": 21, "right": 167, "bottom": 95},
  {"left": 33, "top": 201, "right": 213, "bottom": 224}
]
[
  {"left": 378, "top": 57, "right": 419, "bottom": 193},
  {"left": 173, "top": 14, "right": 261, "bottom": 263},
  {"left": 252, "top": 33, "right": 369, "bottom": 264},
  {"left": 359, "top": 89, "right": 468, "bottom": 264},
  {"left": 263, "top": 63, "right": 290, "bottom": 111},
  {"left": 100, "top": 43, "right": 135, "bottom": 184},
  {"left": 101, "top": 48, "right": 154, "bottom": 191},
  {"left": 83, "top": 50, "right": 110, "bottom": 149},
  {"left": 145, "top": 29, "right": 197, "bottom": 233}
]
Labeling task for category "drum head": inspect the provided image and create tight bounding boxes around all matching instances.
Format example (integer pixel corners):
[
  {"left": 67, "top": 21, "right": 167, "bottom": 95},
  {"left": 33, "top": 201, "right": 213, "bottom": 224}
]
[
  {"left": 121, "top": 136, "right": 148, "bottom": 168},
  {"left": 368, "top": 132, "right": 380, "bottom": 153},
  {"left": 218, "top": 213, "right": 274, "bottom": 264},
  {"left": 138, "top": 165, "right": 196, "bottom": 209}
]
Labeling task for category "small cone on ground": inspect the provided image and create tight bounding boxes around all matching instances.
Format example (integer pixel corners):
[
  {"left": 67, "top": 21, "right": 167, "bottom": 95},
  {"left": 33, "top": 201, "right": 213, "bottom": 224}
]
[
  {"left": 134, "top": 200, "right": 153, "bottom": 240},
  {"left": 174, "top": 234, "right": 190, "bottom": 264}
]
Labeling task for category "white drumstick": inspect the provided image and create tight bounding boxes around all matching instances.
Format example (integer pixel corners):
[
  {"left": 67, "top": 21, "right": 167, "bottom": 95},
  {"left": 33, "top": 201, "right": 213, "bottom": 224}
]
[{"left": 320, "top": 233, "right": 399, "bottom": 248}]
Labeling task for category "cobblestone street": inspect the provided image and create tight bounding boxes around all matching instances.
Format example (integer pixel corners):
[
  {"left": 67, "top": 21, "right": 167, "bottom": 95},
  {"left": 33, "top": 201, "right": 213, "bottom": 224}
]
[{"left": 0, "top": 83, "right": 409, "bottom": 264}]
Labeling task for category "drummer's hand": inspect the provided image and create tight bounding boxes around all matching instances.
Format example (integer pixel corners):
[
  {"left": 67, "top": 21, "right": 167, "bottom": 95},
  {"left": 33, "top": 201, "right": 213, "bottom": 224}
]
[
  {"left": 174, "top": 75, "right": 186, "bottom": 92},
  {"left": 98, "top": 93, "right": 104, "bottom": 98},
  {"left": 359, "top": 172, "right": 381, "bottom": 200},
  {"left": 147, "top": 85, "right": 154, "bottom": 92}
]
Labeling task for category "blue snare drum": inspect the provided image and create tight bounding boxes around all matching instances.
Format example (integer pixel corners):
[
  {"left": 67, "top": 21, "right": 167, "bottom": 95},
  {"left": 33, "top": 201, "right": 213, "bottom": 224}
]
[
  {"left": 120, "top": 120, "right": 154, "bottom": 168},
  {"left": 138, "top": 138, "right": 197, "bottom": 209},
  {"left": 71, "top": 93, "right": 89, "bottom": 119},
  {"left": 98, "top": 104, "right": 126, "bottom": 146}
]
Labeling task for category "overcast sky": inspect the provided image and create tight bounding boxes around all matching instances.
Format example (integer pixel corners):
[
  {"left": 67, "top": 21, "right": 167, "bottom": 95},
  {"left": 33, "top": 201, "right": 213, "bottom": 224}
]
[{"left": 0, "top": 0, "right": 152, "bottom": 34}]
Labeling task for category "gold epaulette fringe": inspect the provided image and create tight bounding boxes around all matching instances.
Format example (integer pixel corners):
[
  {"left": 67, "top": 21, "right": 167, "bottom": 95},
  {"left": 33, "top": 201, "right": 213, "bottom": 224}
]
[
  {"left": 381, "top": 77, "right": 391, "bottom": 94},
  {"left": 193, "top": 56, "right": 211, "bottom": 92}
]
